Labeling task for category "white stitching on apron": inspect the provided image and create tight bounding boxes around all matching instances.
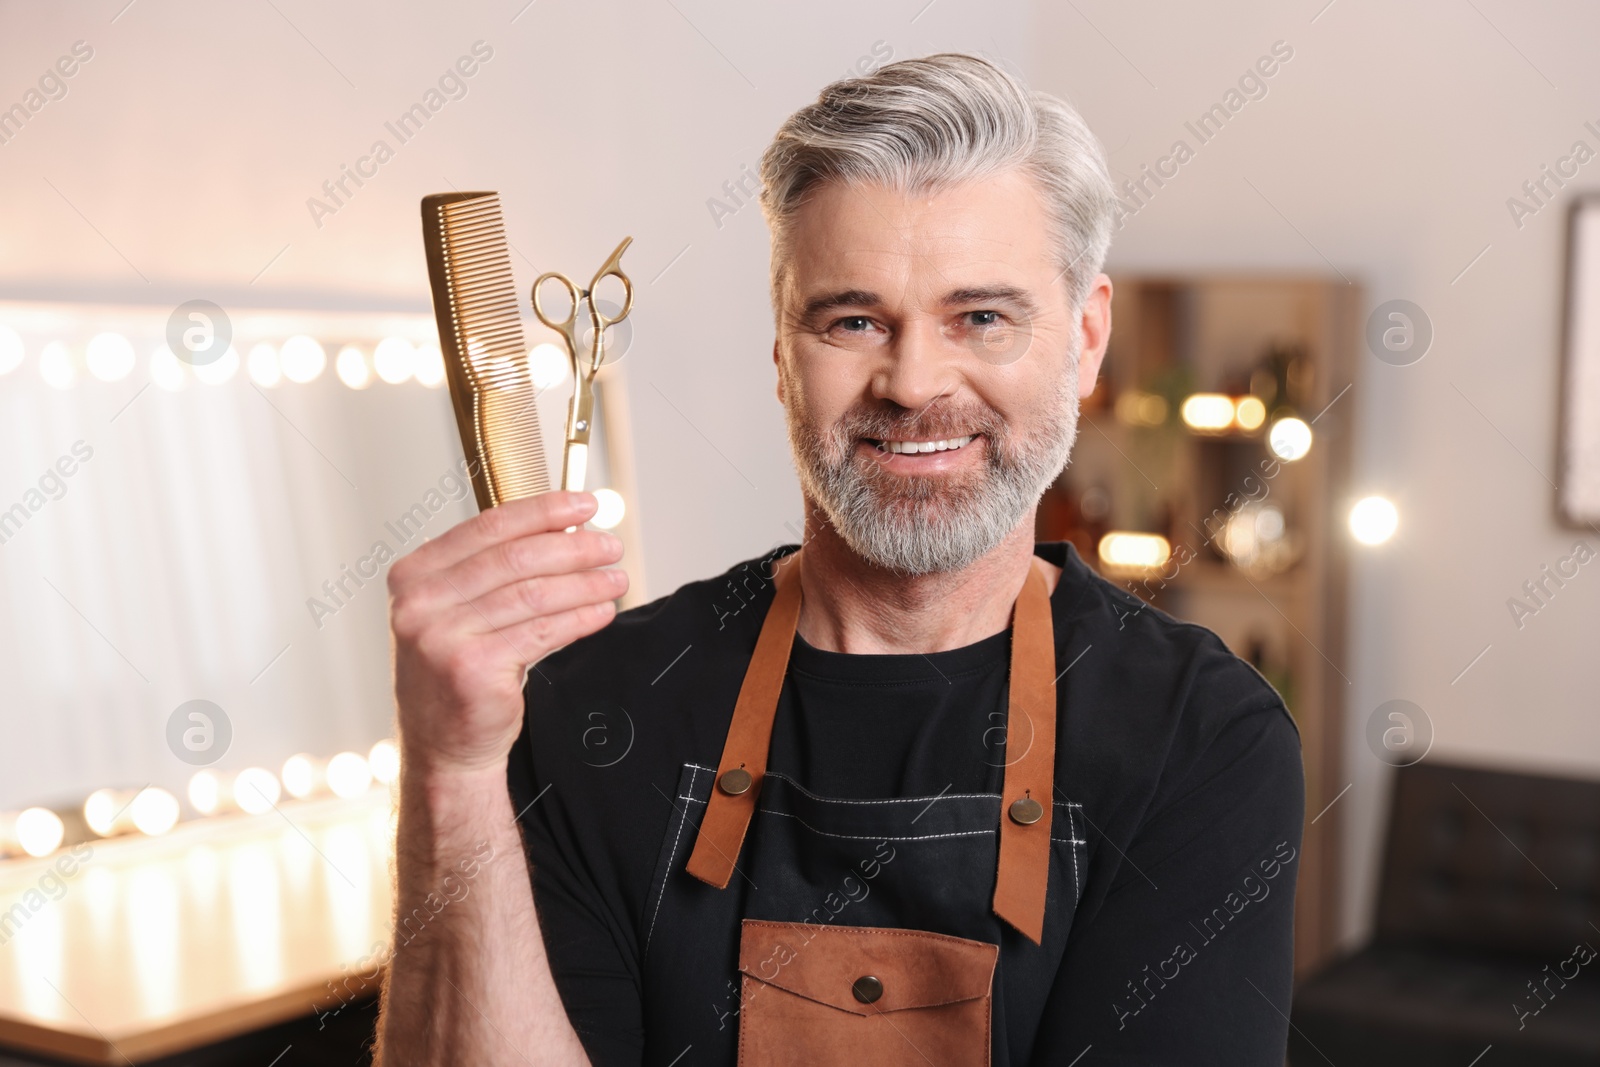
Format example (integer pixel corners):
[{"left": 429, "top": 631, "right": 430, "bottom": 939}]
[
  {"left": 1066, "top": 803, "right": 1081, "bottom": 899},
  {"left": 646, "top": 764, "right": 699, "bottom": 952}
]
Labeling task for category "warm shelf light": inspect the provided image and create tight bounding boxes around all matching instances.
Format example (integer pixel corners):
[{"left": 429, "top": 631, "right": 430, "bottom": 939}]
[
  {"left": 1349, "top": 496, "right": 1399, "bottom": 545},
  {"left": 1180, "top": 393, "right": 1234, "bottom": 432},
  {"left": 1268, "top": 416, "right": 1313, "bottom": 461},
  {"left": 1098, "top": 531, "right": 1172, "bottom": 570},
  {"left": 1114, "top": 391, "right": 1168, "bottom": 427},
  {"left": 1233, "top": 396, "right": 1267, "bottom": 431}
]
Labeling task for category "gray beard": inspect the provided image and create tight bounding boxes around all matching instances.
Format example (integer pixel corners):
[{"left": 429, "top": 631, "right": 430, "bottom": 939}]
[{"left": 785, "top": 362, "right": 1080, "bottom": 576}]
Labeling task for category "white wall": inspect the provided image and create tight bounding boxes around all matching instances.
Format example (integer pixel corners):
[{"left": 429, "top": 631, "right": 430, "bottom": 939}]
[{"left": 1, "top": 0, "right": 1595, "bottom": 948}]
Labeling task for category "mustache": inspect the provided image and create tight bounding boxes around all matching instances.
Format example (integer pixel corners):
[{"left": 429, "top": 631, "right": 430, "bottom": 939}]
[{"left": 834, "top": 402, "right": 1006, "bottom": 442}]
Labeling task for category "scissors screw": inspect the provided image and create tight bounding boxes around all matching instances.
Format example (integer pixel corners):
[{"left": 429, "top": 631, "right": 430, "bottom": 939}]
[{"left": 575, "top": 419, "right": 588, "bottom": 432}]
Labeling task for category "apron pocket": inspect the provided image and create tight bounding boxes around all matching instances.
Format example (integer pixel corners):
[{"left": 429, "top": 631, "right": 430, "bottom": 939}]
[{"left": 736, "top": 919, "right": 998, "bottom": 1066}]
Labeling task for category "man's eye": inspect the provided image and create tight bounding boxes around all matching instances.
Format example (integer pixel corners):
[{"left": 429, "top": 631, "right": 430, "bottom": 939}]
[
  {"left": 967, "top": 310, "right": 1002, "bottom": 327},
  {"left": 833, "top": 316, "right": 874, "bottom": 332}
]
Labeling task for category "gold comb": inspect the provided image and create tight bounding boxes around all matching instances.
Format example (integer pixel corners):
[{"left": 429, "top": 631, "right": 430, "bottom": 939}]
[{"left": 421, "top": 191, "right": 550, "bottom": 511}]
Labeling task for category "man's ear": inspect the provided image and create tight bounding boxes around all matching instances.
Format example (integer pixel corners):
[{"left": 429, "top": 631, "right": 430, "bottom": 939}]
[
  {"left": 773, "top": 339, "right": 786, "bottom": 405},
  {"left": 1075, "top": 273, "right": 1113, "bottom": 399}
]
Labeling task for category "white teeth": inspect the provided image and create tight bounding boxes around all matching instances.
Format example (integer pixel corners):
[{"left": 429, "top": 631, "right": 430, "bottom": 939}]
[{"left": 878, "top": 435, "right": 975, "bottom": 454}]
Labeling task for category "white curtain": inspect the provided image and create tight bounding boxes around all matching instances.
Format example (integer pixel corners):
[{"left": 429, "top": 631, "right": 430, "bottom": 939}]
[{"left": 0, "top": 342, "right": 488, "bottom": 812}]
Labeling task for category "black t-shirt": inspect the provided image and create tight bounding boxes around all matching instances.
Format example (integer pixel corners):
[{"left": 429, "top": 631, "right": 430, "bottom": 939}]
[
  {"left": 771, "top": 625, "right": 1012, "bottom": 798},
  {"left": 508, "top": 542, "right": 1305, "bottom": 1066}
]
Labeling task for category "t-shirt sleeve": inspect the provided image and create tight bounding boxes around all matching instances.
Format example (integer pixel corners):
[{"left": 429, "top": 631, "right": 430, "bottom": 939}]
[
  {"left": 507, "top": 725, "right": 646, "bottom": 1067},
  {"left": 1029, "top": 699, "right": 1305, "bottom": 1066}
]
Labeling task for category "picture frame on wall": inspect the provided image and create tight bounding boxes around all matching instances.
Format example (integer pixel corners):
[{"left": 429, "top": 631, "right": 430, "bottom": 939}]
[{"left": 1559, "top": 194, "right": 1600, "bottom": 526}]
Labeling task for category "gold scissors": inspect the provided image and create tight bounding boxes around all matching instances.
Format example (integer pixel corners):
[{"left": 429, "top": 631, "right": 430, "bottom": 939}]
[{"left": 532, "top": 237, "right": 634, "bottom": 492}]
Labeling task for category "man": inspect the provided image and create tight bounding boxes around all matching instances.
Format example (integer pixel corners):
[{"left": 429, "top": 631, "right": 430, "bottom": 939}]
[{"left": 376, "top": 53, "right": 1303, "bottom": 1066}]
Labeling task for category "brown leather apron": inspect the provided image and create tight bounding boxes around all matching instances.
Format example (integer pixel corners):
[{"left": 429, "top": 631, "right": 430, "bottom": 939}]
[{"left": 679, "top": 548, "right": 1058, "bottom": 1064}]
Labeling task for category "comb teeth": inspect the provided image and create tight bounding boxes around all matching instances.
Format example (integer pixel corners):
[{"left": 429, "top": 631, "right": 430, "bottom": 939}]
[{"left": 422, "top": 192, "right": 551, "bottom": 510}]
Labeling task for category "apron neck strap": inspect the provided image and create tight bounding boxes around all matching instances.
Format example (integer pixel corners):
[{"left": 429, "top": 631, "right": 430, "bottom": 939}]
[{"left": 684, "top": 547, "right": 1058, "bottom": 945}]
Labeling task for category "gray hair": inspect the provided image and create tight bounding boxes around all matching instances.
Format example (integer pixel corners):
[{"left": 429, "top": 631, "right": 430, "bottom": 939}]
[{"left": 758, "top": 52, "right": 1115, "bottom": 313}]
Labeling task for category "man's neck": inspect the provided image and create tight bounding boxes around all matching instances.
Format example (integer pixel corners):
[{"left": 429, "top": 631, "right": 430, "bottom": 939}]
[{"left": 792, "top": 505, "right": 1060, "bottom": 655}]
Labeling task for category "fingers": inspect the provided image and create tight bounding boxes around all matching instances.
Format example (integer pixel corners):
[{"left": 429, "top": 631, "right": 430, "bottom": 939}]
[
  {"left": 392, "top": 492, "right": 599, "bottom": 585},
  {"left": 437, "top": 527, "right": 623, "bottom": 605},
  {"left": 486, "top": 600, "right": 619, "bottom": 665},
  {"left": 460, "top": 567, "right": 628, "bottom": 633}
]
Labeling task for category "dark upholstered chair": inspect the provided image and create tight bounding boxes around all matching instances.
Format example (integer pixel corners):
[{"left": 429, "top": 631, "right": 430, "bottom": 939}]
[{"left": 1290, "top": 761, "right": 1600, "bottom": 1066}]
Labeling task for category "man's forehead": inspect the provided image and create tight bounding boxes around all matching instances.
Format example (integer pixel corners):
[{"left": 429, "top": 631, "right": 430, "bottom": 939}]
[{"left": 780, "top": 172, "right": 1059, "bottom": 307}]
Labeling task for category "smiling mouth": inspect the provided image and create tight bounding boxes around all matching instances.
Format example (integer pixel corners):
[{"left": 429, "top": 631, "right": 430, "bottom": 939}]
[{"left": 865, "top": 434, "right": 977, "bottom": 455}]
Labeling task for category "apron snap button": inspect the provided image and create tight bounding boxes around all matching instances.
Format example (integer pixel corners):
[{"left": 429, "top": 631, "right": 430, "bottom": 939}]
[
  {"left": 718, "top": 768, "right": 753, "bottom": 795},
  {"left": 1009, "top": 797, "right": 1044, "bottom": 825},
  {"left": 851, "top": 975, "right": 883, "bottom": 1004}
]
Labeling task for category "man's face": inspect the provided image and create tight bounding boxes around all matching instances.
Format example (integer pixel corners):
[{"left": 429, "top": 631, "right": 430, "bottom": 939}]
[{"left": 774, "top": 168, "right": 1111, "bottom": 574}]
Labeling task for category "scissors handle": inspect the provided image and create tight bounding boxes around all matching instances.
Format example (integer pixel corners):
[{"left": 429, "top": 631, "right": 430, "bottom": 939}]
[
  {"left": 532, "top": 271, "right": 582, "bottom": 327},
  {"left": 584, "top": 237, "right": 634, "bottom": 374},
  {"left": 586, "top": 237, "right": 635, "bottom": 328}
]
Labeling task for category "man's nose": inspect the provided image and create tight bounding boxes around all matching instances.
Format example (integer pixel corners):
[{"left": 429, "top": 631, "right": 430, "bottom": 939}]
[{"left": 871, "top": 318, "right": 959, "bottom": 412}]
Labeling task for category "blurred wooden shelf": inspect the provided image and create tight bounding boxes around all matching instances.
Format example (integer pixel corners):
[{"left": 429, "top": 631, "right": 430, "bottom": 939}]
[{"left": 1044, "top": 274, "right": 1360, "bottom": 976}]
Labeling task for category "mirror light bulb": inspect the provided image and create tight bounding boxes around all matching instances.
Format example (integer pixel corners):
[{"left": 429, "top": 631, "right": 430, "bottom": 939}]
[
  {"left": 151, "top": 345, "right": 187, "bottom": 391},
  {"left": 87, "top": 332, "right": 136, "bottom": 382},
  {"left": 414, "top": 342, "right": 445, "bottom": 388},
  {"left": 40, "top": 341, "right": 75, "bottom": 389},
  {"left": 248, "top": 343, "right": 281, "bottom": 386},
  {"left": 336, "top": 345, "right": 371, "bottom": 389},
  {"left": 233, "top": 768, "right": 281, "bottom": 814},
  {"left": 529, "top": 343, "right": 569, "bottom": 391},
  {"left": 280, "top": 335, "right": 326, "bottom": 383},
  {"left": 591, "top": 488, "right": 626, "bottom": 530},
  {"left": 326, "top": 752, "right": 372, "bottom": 798},
  {"left": 368, "top": 740, "right": 400, "bottom": 785},
  {"left": 130, "top": 787, "right": 180, "bottom": 836},
  {"left": 193, "top": 344, "right": 240, "bottom": 385},
  {"left": 374, "top": 337, "right": 415, "bottom": 384},
  {"left": 188, "top": 770, "right": 221, "bottom": 815},
  {"left": 282, "top": 754, "right": 324, "bottom": 799},
  {"left": 14, "top": 808, "right": 64, "bottom": 857}
]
